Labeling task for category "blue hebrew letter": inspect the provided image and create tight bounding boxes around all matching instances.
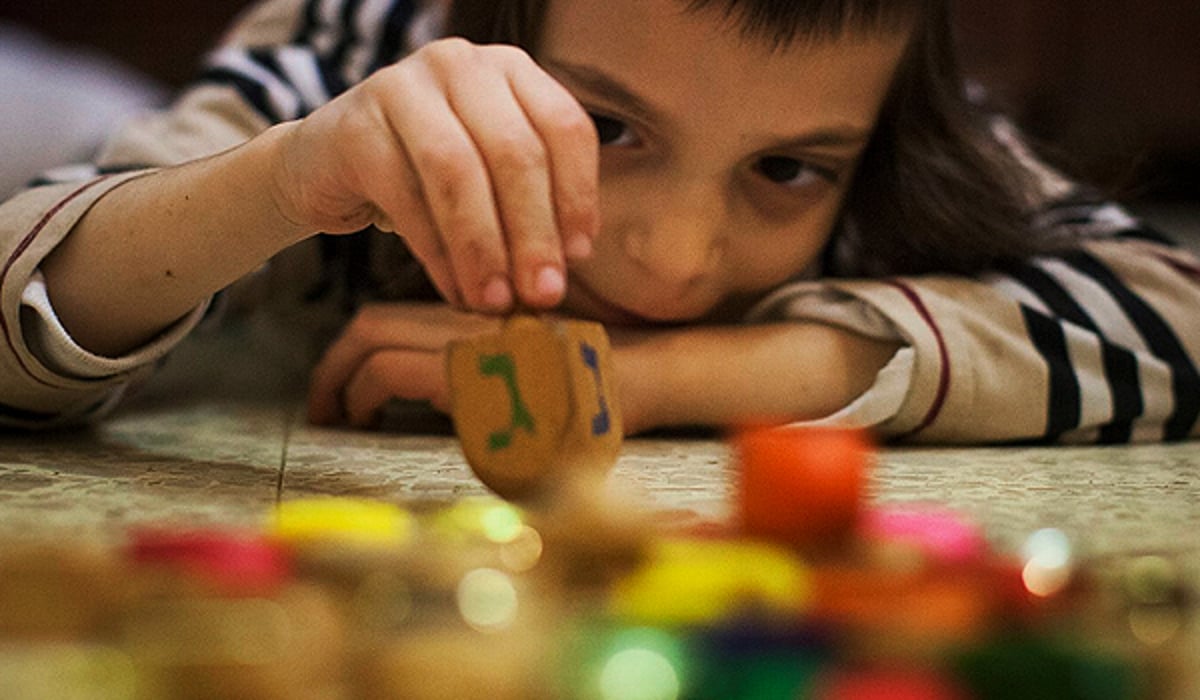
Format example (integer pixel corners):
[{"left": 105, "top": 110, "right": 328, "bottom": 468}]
[{"left": 580, "top": 342, "right": 611, "bottom": 436}]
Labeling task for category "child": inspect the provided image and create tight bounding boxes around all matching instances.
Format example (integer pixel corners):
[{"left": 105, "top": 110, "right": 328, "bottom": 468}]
[{"left": 1, "top": 0, "right": 1197, "bottom": 443}]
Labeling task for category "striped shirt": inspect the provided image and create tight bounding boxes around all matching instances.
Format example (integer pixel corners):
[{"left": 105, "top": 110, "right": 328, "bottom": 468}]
[{"left": 1, "top": 0, "right": 1197, "bottom": 443}]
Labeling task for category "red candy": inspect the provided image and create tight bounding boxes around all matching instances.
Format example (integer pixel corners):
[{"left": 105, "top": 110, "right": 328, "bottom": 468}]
[
  {"left": 127, "top": 527, "right": 292, "bottom": 596},
  {"left": 733, "top": 425, "right": 871, "bottom": 549},
  {"left": 814, "top": 667, "right": 970, "bottom": 700}
]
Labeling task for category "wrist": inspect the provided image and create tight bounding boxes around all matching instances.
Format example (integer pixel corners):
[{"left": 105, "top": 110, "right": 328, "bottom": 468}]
[
  {"left": 611, "top": 332, "right": 668, "bottom": 436},
  {"left": 252, "top": 121, "right": 317, "bottom": 247},
  {"left": 609, "top": 323, "right": 902, "bottom": 435}
]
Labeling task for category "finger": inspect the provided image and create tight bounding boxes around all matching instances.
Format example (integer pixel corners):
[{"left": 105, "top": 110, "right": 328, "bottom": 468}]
[
  {"left": 306, "top": 310, "right": 399, "bottom": 425},
  {"left": 305, "top": 305, "right": 499, "bottom": 424},
  {"left": 508, "top": 56, "right": 601, "bottom": 263},
  {"left": 382, "top": 60, "right": 513, "bottom": 312},
  {"left": 365, "top": 145, "right": 463, "bottom": 307},
  {"left": 446, "top": 51, "right": 565, "bottom": 308},
  {"left": 342, "top": 348, "right": 448, "bottom": 428}
]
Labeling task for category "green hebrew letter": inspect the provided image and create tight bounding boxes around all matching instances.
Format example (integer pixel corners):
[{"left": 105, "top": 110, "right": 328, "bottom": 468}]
[{"left": 480, "top": 353, "right": 535, "bottom": 450}]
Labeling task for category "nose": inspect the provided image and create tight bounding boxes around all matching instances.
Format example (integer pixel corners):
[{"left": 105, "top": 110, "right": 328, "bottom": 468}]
[{"left": 622, "top": 183, "right": 723, "bottom": 288}]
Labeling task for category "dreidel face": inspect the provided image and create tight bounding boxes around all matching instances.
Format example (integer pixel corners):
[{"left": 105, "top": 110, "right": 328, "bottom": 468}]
[
  {"left": 448, "top": 317, "right": 622, "bottom": 500},
  {"left": 557, "top": 320, "right": 622, "bottom": 459}
]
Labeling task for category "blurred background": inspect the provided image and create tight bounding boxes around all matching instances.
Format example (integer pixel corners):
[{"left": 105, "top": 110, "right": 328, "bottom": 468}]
[
  {"left": 1, "top": 0, "right": 1196, "bottom": 241},
  {"left": 958, "top": 0, "right": 1199, "bottom": 199}
]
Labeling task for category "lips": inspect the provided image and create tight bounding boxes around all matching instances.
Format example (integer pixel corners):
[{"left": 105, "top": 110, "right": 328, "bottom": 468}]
[
  {"left": 567, "top": 277, "right": 651, "bottom": 326},
  {"left": 566, "top": 276, "right": 706, "bottom": 326}
]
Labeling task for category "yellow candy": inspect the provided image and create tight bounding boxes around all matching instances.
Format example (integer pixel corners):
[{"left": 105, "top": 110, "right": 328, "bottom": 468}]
[
  {"left": 609, "top": 537, "right": 811, "bottom": 627},
  {"left": 270, "top": 498, "right": 415, "bottom": 547},
  {"left": 428, "top": 496, "right": 527, "bottom": 544}
]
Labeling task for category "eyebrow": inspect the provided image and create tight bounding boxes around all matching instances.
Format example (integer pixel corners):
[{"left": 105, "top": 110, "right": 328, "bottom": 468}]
[
  {"left": 544, "top": 60, "right": 669, "bottom": 126},
  {"left": 543, "top": 59, "right": 873, "bottom": 152}
]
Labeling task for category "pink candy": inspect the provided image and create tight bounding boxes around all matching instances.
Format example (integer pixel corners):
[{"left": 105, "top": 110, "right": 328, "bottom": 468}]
[{"left": 860, "top": 505, "right": 989, "bottom": 565}]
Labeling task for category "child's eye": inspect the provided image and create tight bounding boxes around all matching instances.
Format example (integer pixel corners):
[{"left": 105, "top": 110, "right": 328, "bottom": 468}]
[
  {"left": 754, "top": 156, "right": 832, "bottom": 188},
  {"left": 589, "top": 113, "right": 635, "bottom": 146}
]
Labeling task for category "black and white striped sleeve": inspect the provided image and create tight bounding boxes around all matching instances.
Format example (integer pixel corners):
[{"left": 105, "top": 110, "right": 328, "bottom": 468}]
[
  {"left": 197, "top": 0, "right": 424, "bottom": 124},
  {"left": 754, "top": 202, "right": 1200, "bottom": 445},
  {"left": 984, "top": 207, "right": 1200, "bottom": 443},
  {"left": 0, "top": 0, "right": 436, "bottom": 428}
]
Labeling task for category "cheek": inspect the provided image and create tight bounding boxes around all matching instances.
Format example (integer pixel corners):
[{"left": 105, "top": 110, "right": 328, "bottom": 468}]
[{"left": 726, "top": 216, "right": 839, "bottom": 291}]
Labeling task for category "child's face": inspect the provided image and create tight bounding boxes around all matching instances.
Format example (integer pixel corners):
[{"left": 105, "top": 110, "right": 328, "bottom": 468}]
[{"left": 538, "top": 0, "right": 911, "bottom": 324}]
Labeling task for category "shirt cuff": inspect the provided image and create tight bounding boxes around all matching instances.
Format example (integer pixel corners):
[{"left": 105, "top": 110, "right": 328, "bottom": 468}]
[
  {"left": 20, "top": 270, "right": 209, "bottom": 379},
  {"left": 800, "top": 346, "right": 913, "bottom": 428}
]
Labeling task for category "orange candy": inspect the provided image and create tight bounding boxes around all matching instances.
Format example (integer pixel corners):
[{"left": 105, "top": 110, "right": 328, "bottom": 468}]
[{"left": 733, "top": 425, "right": 872, "bottom": 548}]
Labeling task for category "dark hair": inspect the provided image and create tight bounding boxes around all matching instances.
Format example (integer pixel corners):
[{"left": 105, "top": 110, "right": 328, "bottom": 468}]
[{"left": 445, "top": 0, "right": 1060, "bottom": 277}]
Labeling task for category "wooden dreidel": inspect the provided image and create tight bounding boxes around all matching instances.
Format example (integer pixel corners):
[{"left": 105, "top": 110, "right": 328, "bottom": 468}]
[{"left": 447, "top": 315, "right": 622, "bottom": 500}]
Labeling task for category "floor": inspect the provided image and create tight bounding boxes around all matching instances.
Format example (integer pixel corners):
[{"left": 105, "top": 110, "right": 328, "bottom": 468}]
[
  {"left": 2, "top": 290, "right": 1199, "bottom": 696},
  {"left": 4, "top": 316, "right": 1198, "bottom": 555}
]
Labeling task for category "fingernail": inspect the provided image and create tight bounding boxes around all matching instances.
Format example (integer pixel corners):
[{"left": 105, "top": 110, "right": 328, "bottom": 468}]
[
  {"left": 481, "top": 276, "right": 512, "bottom": 310},
  {"left": 565, "top": 233, "right": 593, "bottom": 260},
  {"left": 534, "top": 265, "right": 566, "bottom": 299}
]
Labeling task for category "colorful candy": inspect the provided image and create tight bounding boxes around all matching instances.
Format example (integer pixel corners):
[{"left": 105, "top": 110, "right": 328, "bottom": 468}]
[
  {"left": 733, "top": 425, "right": 871, "bottom": 548},
  {"left": 270, "top": 496, "right": 415, "bottom": 548},
  {"left": 0, "top": 426, "right": 1177, "bottom": 699},
  {"left": 860, "top": 505, "right": 989, "bottom": 565},
  {"left": 608, "top": 537, "right": 811, "bottom": 627},
  {"left": 127, "top": 527, "right": 291, "bottom": 596}
]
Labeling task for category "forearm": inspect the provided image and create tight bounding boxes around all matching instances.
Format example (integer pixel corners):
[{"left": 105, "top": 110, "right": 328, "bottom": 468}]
[
  {"left": 40, "top": 123, "right": 310, "bottom": 357},
  {"left": 615, "top": 322, "right": 901, "bottom": 434}
]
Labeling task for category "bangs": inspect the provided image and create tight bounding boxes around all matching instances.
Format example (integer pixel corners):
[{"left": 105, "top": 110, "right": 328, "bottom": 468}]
[{"left": 685, "top": 0, "right": 924, "bottom": 49}]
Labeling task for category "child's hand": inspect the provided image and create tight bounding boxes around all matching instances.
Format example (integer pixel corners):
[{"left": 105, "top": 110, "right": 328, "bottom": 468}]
[
  {"left": 306, "top": 303, "right": 503, "bottom": 428},
  {"left": 270, "top": 38, "right": 599, "bottom": 312}
]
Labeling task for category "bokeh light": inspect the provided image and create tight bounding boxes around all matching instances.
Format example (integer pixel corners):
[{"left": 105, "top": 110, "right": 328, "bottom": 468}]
[
  {"left": 1123, "top": 555, "right": 1184, "bottom": 646},
  {"left": 599, "top": 648, "right": 680, "bottom": 700},
  {"left": 1020, "top": 528, "right": 1073, "bottom": 597},
  {"left": 479, "top": 502, "right": 525, "bottom": 544},
  {"left": 499, "top": 525, "right": 544, "bottom": 572},
  {"left": 1122, "top": 555, "right": 1177, "bottom": 605},
  {"left": 594, "top": 627, "right": 687, "bottom": 700},
  {"left": 1128, "top": 605, "right": 1182, "bottom": 646},
  {"left": 456, "top": 568, "right": 519, "bottom": 632},
  {"left": 432, "top": 496, "right": 527, "bottom": 544}
]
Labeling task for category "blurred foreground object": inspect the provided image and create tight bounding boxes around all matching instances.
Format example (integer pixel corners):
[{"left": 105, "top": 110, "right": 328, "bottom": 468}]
[{"left": 733, "top": 425, "right": 872, "bottom": 549}]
